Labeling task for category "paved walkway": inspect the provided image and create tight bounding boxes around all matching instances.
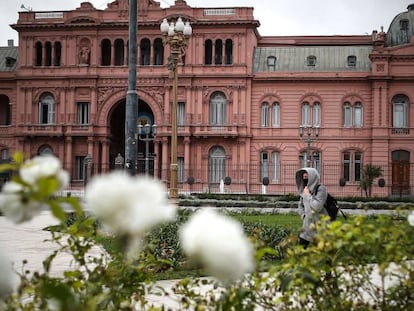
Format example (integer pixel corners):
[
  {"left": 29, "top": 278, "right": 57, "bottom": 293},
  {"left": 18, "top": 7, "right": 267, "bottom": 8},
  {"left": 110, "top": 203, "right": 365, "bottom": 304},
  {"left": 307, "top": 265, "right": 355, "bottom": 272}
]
[{"left": 0, "top": 211, "right": 205, "bottom": 310}]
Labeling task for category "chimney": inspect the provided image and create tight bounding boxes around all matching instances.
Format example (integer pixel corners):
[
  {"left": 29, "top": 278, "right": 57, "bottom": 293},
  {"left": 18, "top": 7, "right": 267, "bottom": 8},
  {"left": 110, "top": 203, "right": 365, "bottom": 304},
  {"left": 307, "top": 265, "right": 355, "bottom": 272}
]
[{"left": 7, "top": 39, "right": 14, "bottom": 47}]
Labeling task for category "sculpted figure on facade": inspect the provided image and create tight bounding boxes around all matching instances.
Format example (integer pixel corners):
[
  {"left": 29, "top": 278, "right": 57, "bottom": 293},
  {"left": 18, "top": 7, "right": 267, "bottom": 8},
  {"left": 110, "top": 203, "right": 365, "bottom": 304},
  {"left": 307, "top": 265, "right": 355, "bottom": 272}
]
[{"left": 79, "top": 46, "right": 90, "bottom": 65}]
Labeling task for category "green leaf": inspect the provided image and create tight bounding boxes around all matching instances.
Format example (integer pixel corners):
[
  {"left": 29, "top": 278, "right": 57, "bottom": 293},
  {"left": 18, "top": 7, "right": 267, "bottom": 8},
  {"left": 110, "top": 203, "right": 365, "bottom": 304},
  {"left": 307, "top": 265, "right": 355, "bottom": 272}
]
[{"left": 49, "top": 201, "right": 67, "bottom": 222}]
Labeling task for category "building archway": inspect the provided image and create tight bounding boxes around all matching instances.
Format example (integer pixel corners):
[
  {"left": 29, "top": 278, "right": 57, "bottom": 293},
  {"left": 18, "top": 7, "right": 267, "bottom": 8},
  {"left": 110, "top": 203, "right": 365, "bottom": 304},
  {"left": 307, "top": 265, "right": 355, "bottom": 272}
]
[{"left": 108, "top": 98, "right": 157, "bottom": 175}]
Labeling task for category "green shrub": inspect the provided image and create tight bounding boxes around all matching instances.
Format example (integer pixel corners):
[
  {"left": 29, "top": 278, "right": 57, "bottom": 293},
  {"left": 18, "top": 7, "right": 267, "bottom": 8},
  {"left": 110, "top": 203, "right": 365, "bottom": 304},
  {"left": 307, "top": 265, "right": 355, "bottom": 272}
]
[{"left": 264, "top": 215, "right": 414, "bottom": 310}]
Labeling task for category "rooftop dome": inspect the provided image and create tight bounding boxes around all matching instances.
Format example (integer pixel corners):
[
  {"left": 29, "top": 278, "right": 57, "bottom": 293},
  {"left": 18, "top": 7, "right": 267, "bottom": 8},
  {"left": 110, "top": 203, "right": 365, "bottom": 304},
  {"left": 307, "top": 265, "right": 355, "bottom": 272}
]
[{"left": 386, "top": 4, "right": 414, "bottom": 47}]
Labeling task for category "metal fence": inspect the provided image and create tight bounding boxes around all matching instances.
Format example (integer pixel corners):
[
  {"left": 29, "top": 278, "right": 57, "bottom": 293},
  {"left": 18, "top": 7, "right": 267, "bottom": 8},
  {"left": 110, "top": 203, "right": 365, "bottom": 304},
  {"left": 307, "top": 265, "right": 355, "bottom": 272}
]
[
  {"left": 166, "top": 162, "right": 413, "bottom": 198},
  {"left": 63, "top": 162, "right": 413, "bottom": 199}
]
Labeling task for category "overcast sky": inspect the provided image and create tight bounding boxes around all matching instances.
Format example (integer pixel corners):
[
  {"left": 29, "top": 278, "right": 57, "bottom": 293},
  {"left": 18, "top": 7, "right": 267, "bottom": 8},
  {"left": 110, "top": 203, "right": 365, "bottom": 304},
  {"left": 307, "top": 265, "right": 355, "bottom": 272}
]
[{"left": 1, "top": 0, "right": 412, "bottom": 45}]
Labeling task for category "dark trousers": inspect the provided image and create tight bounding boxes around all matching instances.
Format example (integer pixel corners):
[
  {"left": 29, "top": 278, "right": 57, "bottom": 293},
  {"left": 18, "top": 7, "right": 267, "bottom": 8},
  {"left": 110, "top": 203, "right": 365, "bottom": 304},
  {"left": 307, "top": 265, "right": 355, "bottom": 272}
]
[{"left": 299, "top": 237, "right": 310, "bottom": 249}]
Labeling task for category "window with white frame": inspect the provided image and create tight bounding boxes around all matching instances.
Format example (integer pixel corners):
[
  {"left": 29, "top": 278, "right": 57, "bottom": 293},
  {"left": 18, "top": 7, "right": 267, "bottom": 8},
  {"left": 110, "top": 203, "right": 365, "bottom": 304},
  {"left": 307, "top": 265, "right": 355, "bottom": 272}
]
[
  {"left": 299, "top": 151, "right": 320, "bottom": 170},
  {"left": 1, "top": 149, "right": 8, "bottom": 160},
  {"left": 260, "top": 151, "right": 269, "bottom": 181},
  {"left": 261, "top": 102, "right": 269, "bottom": 127},
  {"left": 260, "top": 151, "right": 280, "bottom": 182},
  {"left": 301, "top": 101, "right": 320, "bottom": 126},
  {"left": 178, "top": 157, "right": 184, "bottom": 183},
  {"left": 342, "top": 150, "right": 362, "bottom": 182},
  {"left": 209, "top": 92, "right": 227, "bottom": 125},
  {"left": 178, "top": 102, "right": 185, "bottom": 126},
  {"left": 343, "top": 101, "right": 363, "bottom": 127},
  {"left": 75, "top": 156, "right": 86, "bottom": 180},
  {"left": 392, "top": 95, "right": 409, "bottom": 128},
  {"left": 301, "top": 102, "right": 310, "bottom": 126},
  {"left": 39, "top": 93, "right": 55, "bottom": 124},
  {"left": 354, "top": 103, "right": 363, "bottom": 127},
  {"left": 272, "top": 102, "right": 280, "bottom": 127},
  {"left": 209, "top": 146, "right": 226, "bottom": 183},
  {"left": 271, "top": 151, "right": 280, "bottom": 182},
  {"left": 77, "top": 102, "right": 89, "bottom": 125},
  {"left": 313, "top": 102, "right": 321, "bottom": 126}
]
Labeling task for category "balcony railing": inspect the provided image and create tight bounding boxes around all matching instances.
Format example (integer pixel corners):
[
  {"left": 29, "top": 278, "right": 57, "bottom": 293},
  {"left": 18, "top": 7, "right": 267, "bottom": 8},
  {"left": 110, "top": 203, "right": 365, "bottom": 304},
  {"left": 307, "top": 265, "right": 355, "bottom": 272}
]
[{"left": 392, "top": 128, "right": 410, "bottom": 135}]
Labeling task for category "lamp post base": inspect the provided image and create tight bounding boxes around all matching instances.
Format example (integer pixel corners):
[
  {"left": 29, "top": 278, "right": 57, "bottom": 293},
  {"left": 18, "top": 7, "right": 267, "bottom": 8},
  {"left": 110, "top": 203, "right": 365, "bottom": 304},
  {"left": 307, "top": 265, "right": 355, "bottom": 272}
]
[{"left": 169, "top": 163, "right": 178, "bottom": 200}]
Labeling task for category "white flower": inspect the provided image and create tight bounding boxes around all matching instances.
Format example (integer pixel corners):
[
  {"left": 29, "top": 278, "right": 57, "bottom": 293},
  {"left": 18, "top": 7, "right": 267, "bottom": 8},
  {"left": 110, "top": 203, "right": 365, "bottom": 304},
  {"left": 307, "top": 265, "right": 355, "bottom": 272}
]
[
  {"left": 0, "top": 248, "right": 19, "bottom": 299},
  {"left": 179, "top": 209, "right": 255, "bottom": 284},
  {"left": 0, "top": 181, "right": 46, "bottom": 223},
  {"left": 20, "top": 155, "right": 69, "bottom": 190},
  {"left": 408, "top": 211, "right": 414, "bottom": 226},
  {"left": 85, "top": 172, "right": 176, "bottom": 238}
]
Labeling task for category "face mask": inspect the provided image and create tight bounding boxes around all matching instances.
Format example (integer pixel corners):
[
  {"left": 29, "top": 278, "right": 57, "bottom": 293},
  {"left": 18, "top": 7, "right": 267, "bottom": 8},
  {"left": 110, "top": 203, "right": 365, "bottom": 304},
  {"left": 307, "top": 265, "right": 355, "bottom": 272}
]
[{"left": 303, "top": 179, "right": 308, "bottom": 186}]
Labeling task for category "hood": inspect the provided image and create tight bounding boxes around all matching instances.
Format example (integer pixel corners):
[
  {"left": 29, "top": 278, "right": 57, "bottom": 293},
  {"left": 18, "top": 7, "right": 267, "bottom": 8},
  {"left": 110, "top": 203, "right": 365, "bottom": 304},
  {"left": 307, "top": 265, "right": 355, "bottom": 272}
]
[{"left": 295, "top": 167, "right": 320, "bottom": 194}]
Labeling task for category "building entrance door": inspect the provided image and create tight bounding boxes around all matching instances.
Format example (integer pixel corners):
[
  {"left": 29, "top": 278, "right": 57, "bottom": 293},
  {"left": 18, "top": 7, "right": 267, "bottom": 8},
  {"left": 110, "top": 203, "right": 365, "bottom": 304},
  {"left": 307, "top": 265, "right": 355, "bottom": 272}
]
[{"left": 392, "top": 150, "right": 410, "bottom": 196}]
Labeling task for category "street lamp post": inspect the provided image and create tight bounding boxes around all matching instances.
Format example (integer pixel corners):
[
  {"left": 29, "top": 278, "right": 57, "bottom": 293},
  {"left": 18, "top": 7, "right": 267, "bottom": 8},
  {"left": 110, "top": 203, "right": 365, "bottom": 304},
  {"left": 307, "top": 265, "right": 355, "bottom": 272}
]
[
  {"left": 160, "top": 17, "right": 192, "bottom": 199},
  {"left": 138, "top": 123, "right": 157, "bottom": 175},
  {"left": 125, "top": 0, "right": 138, "bottom": 176},
  {"left": 299, "top": 125, "right": 320, "bottom": 167}
]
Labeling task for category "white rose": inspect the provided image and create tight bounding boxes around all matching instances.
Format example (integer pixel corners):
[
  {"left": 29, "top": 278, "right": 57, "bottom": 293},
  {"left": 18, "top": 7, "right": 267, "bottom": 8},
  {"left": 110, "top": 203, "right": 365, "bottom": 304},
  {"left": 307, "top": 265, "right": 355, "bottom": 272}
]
[
  {"left": 180, "top": 209, "right": 255, "bottom": 284},
  {"left": 0, "top": 181, "right": 46, "bottom": 223}
]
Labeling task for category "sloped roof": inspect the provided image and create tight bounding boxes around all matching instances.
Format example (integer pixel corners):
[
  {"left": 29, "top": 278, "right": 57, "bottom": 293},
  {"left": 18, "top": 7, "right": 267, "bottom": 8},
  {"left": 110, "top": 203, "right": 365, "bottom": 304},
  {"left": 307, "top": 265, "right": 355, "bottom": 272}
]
[
  {"left": 253, "top": 46, "right": 372, "bottom": 72},
  {"left": 0, "top": 46, "right": 18, "bottom": 72}
]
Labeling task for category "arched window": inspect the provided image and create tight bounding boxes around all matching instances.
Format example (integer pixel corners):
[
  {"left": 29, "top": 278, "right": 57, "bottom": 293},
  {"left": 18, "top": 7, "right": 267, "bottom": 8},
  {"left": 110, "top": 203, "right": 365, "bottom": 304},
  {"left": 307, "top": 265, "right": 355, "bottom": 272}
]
[
  {"left": 39, "top": 93, "right": 55, "bottom": 124},
  {"left": 153, "top": 38, "right": 164, "bottom": 65},
  {"left": 209, "top": 92, "right": 227, "bottom": 125},
  {"left": 54, "top": 42, "right": 61, "bottom": 66},
  {"left": 343, "top": 101, "right": 363, "bottom": 127},
  {"left": 204, "top": 39, "right": 213, "bottom": 65},
  {"left": 209, "top": 146, "right": 226, "bottom": 183},
  {"left": 101, "top": 39, "right": 111, "bottom": 66},
  {"left": 35, "top": 42, "right": 42, "bottom": 66},
  {"left": 261, "top": 102, "right": 269, "bottom": 127},
  {"left": 272, "top": 102, "right": 280, "bottom": 127},
  {"left": 392, "top": 95, "right": 409, "bottom": 131},
  {"left": 225, "top": 39, "right": 233, "bottom": 65},
  {"left": 301, "top": 101, "right": 320, "bottom": 126},
  {"left": 114, "top": 39, "right": 125, "bottom": 66},
  {"left": 45, "top": 41, "right": 52, "bottom": 66},
  {"left": 342, "top": 150, "right": 362, "bottom": 182},
  {"left": 140, "top": 38, "right": 151, "bottom": 65},
  {"left": 38, "top": 145, "right": 54, "bottom": 156},
  {"left": 215, "top": 39, "right": 223, "bottom": 65}
]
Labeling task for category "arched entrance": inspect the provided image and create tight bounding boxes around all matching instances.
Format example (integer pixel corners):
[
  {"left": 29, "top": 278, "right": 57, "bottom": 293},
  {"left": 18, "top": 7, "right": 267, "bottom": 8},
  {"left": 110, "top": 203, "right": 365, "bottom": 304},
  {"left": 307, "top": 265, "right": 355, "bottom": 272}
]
[
  {"left": 108, "top": 99, "right": 156, "bottom": 176},
  {"left": 392, "top": 150, "right": 410, "bottom": 196}
]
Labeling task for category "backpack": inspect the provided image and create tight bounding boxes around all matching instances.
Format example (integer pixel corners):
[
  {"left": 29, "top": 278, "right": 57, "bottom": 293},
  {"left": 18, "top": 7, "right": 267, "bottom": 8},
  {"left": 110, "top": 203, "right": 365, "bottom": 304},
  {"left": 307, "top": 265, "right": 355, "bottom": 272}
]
[{"left": 314, "top": 184, "right": 346, "bottom": 221}]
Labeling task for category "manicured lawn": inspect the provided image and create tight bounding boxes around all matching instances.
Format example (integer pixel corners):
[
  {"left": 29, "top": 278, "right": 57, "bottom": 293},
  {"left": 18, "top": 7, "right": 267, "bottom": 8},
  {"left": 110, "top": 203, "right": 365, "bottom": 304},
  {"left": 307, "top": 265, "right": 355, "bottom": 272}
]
[{"left": 232, "top": 213, "right": 302, "bottom": 230}]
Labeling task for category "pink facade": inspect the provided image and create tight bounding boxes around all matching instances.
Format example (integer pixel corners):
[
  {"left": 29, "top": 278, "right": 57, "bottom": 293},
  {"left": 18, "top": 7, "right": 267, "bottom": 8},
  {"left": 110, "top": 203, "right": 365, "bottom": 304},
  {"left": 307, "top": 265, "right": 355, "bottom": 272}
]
[{"left": 0, "top": 0, "right": 413, "bottom": 197}]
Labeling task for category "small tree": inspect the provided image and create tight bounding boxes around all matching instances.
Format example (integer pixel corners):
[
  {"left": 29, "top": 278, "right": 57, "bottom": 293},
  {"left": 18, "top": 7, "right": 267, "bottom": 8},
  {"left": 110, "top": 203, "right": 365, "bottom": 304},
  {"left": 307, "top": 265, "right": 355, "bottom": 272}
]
[{"left": 359, "top": 164, "right": 383, "bottom": 197}]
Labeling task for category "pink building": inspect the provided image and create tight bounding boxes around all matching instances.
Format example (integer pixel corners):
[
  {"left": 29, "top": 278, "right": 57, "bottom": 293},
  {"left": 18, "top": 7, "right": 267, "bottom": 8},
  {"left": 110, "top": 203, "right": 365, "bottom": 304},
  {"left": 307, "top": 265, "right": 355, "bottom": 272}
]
[{"left": 0, "top": 0, "right": 413, "bottom": 197}]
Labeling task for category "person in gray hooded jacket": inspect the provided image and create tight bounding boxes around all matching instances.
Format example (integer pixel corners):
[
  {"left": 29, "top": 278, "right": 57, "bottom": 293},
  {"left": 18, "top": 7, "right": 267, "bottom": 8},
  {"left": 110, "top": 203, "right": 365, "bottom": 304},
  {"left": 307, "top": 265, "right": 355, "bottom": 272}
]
[{"left": 296, "top": 167, "right": 328, "bottom": 248}]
